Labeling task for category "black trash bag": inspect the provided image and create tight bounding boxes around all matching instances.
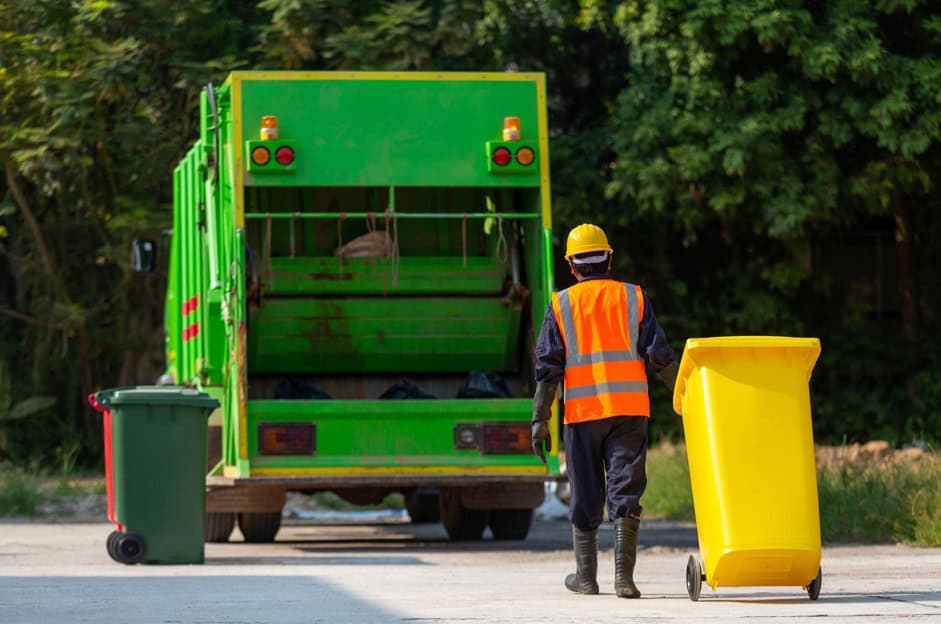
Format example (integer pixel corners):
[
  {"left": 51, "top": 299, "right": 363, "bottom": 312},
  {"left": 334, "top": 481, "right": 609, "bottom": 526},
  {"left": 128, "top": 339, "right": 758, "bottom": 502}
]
[
  {"left": 456, "top": 370, "right": 512, "bottom": 399},
  {"left": 379, "top": 380, "right": 435, "bottom": 400},
  {"left": 274, "top": 378, "right": 331, "bottom": 400}
]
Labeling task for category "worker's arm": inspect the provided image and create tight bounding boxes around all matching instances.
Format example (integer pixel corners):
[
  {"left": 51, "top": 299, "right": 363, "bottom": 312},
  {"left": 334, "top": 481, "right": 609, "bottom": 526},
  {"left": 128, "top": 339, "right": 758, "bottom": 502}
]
[
  {"left": 531, "top": 305, "right": 563, "bottom": 463},
  {"left": 638, "top": 291, "right": 679, "bottom": 391},
  {"left": 535, "top": 306, "right": 565, "bottom": 386}
]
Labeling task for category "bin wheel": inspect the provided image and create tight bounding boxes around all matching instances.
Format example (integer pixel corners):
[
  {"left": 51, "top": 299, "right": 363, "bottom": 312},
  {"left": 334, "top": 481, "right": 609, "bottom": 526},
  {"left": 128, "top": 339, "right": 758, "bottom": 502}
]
[
  {"left": 205, "top": 512, "right": 236, "bottom": 543},
  {"left": 686, "top": 555, "right": 703, "bottom": 601},
  {"left": 806, "top": 567, "right": 822, "bottom": 601},
  {"left": 237, "top": 512, "right": 282, "bottom": 543},
  {"left": 113, "top": 532, "right": 146, "bottom": 565},
  {"left": 106, "top": 530, "right": 121, "bottom": 561}
]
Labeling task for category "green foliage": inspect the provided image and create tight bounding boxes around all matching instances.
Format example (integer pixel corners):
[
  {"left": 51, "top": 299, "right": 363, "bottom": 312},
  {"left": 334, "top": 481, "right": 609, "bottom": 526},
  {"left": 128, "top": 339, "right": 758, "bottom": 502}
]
[{"left": 0, "top": 0, "right": 940, "bottom": 469}]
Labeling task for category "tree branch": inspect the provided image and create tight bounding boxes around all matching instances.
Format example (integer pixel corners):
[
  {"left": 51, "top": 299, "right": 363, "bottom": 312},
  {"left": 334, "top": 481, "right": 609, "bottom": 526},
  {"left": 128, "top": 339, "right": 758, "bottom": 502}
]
[
  {"left": 4, "top": 160, "right": 67, "bottom": 300},
  {"left": 0, "top": 306, "right": 61, "bottom": 328}
]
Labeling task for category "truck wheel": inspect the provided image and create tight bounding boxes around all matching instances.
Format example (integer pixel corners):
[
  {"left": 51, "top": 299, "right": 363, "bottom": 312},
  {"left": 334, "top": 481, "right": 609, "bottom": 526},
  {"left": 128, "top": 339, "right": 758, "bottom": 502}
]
[
  {"left": 205, "top": 512, "right": 235, "bottom": 543},
  {"left": 237, "top": 512, "right": 282, "bottom": 543},
  {"left": 113, "top": 532, "right": 146, "bottom": 565},
  {"left": 488, "top": 509, "right": 533, "bottom": 540},
  {"left": 438, "top": 489, "right": 488, "bottom": 541},
  {"left": 405, "top": 488, "right": 440, "bottom": 524}
]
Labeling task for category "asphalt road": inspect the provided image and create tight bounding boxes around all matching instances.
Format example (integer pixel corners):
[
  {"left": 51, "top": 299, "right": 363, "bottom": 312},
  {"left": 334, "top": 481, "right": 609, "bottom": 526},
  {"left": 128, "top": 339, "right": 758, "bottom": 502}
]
[{"left": 1, "top": 517, "right": 939, "bottom": 623}]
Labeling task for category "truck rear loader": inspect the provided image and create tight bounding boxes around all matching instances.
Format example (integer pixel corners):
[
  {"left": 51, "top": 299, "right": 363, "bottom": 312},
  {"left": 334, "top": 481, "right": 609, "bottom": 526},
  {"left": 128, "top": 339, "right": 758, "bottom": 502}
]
[{"left": 147, "top": 71, "right": 561, "bottom": 542}]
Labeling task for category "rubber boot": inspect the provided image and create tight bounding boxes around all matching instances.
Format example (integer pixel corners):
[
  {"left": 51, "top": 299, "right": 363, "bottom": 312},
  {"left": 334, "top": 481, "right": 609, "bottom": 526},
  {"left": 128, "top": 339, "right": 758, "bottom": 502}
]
[
  {"left": 564, "top": 527, "right": 599, "bottom": 594},
  {"left": 614, "top": 516, "right": 641, "bottom": 598}
]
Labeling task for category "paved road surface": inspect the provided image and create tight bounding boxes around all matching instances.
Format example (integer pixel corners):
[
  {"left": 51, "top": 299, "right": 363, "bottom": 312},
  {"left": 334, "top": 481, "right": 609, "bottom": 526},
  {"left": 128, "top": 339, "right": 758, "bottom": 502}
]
[{"left": 1, "top": 517, "right": 939, "bottom": 623}]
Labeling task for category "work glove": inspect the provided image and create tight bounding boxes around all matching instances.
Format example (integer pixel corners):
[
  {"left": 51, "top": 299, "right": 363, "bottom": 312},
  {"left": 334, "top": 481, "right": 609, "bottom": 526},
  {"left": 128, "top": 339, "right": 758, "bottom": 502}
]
[
  {"left": 657, "top": 360, "right": 680, "bottom": 394},
  {"left": 531, "top": 381, "right": 556, "bottom": 464}
]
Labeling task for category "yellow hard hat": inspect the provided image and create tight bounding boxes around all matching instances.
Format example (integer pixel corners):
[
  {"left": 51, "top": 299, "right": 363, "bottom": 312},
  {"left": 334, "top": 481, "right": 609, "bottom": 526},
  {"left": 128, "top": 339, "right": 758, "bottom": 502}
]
[{"left": 564, "top": 223, "right": 613, "bottom": 259}]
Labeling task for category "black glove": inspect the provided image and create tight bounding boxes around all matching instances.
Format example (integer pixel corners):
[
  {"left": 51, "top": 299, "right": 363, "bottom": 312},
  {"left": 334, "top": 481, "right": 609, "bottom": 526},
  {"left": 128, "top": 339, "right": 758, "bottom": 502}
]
[
  {"left": 531, "top": 381, "right": 556, "bottom": 464},
  {"left": 657, "top": 360, "right": 680, "bottom": 393}
]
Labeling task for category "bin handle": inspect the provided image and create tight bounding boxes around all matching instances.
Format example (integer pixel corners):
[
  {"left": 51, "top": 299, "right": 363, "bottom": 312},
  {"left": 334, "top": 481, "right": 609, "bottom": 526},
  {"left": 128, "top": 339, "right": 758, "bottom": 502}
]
[{"left": 88, "top": 393, "right": 105, "bottom": 413}]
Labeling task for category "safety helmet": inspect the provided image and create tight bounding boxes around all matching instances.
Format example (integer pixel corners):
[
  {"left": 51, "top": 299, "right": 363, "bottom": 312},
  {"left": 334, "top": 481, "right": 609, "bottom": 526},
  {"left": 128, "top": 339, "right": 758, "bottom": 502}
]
[{"left": 564, "top": 223, "right": 613, "bottom": 260}]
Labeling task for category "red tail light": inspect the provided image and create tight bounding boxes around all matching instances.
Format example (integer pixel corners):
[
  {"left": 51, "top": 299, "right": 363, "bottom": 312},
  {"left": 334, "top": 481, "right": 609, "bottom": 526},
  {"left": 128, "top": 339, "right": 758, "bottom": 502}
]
[
  {"left": 258, "top": 423, "right": 316, "bottom": 455},
  {"left": 491, "top": 147, "right": 511, "bottom": 167},
  {"left": 275, "top": 146, "right": 295, "bottom": 166},
  {"left": 481, "top": 423, "right": 531, "bottom": 454}
]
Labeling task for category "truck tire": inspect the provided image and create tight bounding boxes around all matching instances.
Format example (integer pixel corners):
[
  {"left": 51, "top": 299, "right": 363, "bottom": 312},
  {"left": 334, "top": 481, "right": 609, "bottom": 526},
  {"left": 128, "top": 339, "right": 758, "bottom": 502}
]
[
  {"left": 237, "top": 512, "right": 282, "bottom": 543},
  {"left": 489, "top": 509, "right": 533, "bottom": 540},
  {"left": 405, "top": 488, "right": 440, "bottom": 524},
  {"left": 205, "top": 512, "right": 235, "bottom": 543},
  {"left": 438, "top": 488, "right": 488, "bottom": 540}
]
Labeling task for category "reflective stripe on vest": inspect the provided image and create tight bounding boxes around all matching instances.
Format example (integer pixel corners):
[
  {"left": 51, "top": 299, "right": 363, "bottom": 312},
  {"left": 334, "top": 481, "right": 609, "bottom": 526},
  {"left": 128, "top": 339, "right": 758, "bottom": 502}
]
[{"left": 552, "top": 281, "right": 650, "bottom": 424}]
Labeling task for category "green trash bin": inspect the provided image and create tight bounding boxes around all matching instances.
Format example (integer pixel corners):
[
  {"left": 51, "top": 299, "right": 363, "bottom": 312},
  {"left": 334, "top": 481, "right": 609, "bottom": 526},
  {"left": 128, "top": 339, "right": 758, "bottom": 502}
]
[{"left": 89, "top": 386, "right": 218, "bottom": 564}]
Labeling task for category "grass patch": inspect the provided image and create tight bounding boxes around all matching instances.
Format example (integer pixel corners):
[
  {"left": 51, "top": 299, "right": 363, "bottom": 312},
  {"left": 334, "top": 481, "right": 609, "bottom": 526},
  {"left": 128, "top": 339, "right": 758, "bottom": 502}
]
[
  {"left": 0, "top": 467, "right": 43, "bottom": 516},
  {"left": 642, "top": 443, "right": 941, "bottom": 546},
  {"left": 309, "top": 491, "right": 405, "bottom": 511},
  {"left": 644, "top": 443, "right": 694, "bottom": 520},
  {"left": 0, "top": 463, "right": 105, "bottom": 518},
  {"left": 818, "top": 460, "right": 941, "bottom": 546}
]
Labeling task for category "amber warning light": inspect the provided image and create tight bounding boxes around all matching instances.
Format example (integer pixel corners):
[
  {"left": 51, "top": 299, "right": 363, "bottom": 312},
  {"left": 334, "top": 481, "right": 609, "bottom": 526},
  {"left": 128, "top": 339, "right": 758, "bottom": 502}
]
[
  {"left": 502, "top": 116, "right": 521, "bottom": 141},
  {"left": 260, "top": 115, "right": 279, "bottom": 141}
]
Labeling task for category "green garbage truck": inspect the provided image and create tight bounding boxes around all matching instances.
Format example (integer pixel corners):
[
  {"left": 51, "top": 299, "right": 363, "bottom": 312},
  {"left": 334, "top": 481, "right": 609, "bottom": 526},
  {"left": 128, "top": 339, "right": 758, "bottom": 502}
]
[{"left": 141, "top": 71, "right": 560, "bottom": 542}]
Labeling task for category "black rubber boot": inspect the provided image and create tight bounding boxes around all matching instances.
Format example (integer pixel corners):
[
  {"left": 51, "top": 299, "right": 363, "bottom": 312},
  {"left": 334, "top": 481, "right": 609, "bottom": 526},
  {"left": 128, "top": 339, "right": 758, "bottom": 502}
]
[
  {"left": 564, "top": 527, "right": 599, "bottom": 595},
  {"left": 614, "top": 516, "right": 641, "bottom": 598}
]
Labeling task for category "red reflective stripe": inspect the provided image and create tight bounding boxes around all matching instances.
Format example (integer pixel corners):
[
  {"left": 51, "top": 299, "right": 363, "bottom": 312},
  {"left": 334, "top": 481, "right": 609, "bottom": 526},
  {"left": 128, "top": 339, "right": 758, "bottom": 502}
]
[
  {"left": 182, "top": 322, "right": 200, "bottom": 342},
  {"left": 182, "top": 295, "right": 199, "bottom": 316}
]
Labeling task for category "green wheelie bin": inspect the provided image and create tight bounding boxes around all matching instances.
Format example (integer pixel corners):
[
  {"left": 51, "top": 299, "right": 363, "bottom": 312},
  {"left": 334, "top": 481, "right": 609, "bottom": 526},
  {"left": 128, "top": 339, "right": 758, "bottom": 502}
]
[{"left": 89, "top": 386, "right": 218, "bottom": 564}]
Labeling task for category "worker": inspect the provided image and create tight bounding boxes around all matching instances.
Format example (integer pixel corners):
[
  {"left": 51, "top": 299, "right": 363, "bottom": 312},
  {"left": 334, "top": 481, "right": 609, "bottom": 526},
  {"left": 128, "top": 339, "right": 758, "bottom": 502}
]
[{"left": 531, "top": 223, "right": 679, "bottom": 598}]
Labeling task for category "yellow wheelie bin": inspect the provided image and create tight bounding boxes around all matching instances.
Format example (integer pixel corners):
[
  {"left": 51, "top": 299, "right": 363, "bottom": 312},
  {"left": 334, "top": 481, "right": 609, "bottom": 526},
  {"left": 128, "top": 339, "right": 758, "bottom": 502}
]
[{"left": 673, "top": 337, "right": 822, "bottom": 601}]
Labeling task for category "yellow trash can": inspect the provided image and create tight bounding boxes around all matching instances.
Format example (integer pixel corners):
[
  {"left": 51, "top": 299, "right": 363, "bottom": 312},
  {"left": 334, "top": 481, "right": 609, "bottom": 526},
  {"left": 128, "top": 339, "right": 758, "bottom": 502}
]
[{"left": 673, "top": 336, "right": 823, "bottom": 601}]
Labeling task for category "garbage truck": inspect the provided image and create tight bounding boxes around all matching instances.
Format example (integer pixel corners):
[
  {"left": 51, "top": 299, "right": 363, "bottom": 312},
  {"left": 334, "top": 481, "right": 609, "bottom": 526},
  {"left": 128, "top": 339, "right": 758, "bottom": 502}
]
[{"left": 137, "top": 71, "right": 561, "bottom": 543}]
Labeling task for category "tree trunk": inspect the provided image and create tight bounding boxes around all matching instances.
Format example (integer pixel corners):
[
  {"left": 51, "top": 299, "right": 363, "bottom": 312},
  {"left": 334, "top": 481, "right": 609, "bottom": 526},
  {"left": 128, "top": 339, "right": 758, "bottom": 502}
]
[{"left": 894, "top": 196, "right": 920, "bottom": 339}]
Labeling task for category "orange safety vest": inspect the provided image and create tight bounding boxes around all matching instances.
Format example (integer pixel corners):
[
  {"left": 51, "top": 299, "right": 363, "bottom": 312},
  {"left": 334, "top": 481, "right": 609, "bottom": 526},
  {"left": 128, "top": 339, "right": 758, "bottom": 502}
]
[{"left": 551, "top": 280, "right": 649, "bottom": 424}]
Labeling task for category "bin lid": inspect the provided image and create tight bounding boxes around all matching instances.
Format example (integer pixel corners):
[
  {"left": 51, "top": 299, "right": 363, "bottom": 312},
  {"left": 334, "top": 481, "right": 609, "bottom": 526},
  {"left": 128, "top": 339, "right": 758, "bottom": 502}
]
[
  {"left": 96, "top": 386, "right": 219, "bottom": 410},
  {"left": 672, "top": 336, "right": 821, "bottom": 415}
]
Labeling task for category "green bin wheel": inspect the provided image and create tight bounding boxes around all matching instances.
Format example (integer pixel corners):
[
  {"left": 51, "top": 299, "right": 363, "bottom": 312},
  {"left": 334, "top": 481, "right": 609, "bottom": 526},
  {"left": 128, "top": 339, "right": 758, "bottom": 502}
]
[
  {"left": 113, "top": 532, "right": 146, "bottom": 565},
  {"left": 686, "top": 555, "right": 703, "bottom": 601},
  {"left": 438, "top": 489, "right": 488, "bottom": 541},
  {"left": 237, "top": 512, "right": 282, "bottom": 543},
  {"left": 488, "top": 509, "right": 533, "bottom": 540},
  {"left": 106, "top": 530, "right": 121, "bottom": 561},
  {"left": 806, "top": 567, "right": 822, "bottom": 601},
  {"left": 205, "top": 512, "right": 236, "bottom": 543}
]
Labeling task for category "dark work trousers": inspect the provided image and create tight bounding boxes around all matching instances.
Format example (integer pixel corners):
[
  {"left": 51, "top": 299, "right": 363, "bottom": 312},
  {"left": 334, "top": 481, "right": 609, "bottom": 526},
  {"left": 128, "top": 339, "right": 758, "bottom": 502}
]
[{"left": 565, "top": 415, "right": 648, "bottom": 531}]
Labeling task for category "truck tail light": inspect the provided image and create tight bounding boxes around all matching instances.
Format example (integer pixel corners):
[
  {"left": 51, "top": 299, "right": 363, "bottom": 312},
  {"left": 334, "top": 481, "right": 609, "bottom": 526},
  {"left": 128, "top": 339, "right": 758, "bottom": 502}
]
[
  {"left": 516, "top": 146, "right": 535, "bottom": 166},
  {"left": 258, "top": 423, "right": 316, "bottom": 455},
  {"left": 251, "top": 146, "right": 271, "bottom": 166},
  {"left": 492, "top": 147, "right": 511, "bottom": 167},
  {"left": 481, "top": 423, "right": 531, "bottom": 454},
  {"left": 275, "top": 146, "right": 295, "bottom": 166}
]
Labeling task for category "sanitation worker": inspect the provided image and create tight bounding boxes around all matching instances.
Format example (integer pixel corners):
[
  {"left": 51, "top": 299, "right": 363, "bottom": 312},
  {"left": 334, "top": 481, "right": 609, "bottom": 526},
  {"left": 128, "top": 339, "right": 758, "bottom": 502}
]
[{"left": 530, "top": 223, "right": 679, "bottom": 598}]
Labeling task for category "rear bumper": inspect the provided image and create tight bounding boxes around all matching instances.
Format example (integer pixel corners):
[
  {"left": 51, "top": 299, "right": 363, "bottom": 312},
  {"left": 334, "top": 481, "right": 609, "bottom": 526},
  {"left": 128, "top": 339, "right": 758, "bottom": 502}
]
[{"left": 207, "top": 472, "right": 564, "bottom": 489}]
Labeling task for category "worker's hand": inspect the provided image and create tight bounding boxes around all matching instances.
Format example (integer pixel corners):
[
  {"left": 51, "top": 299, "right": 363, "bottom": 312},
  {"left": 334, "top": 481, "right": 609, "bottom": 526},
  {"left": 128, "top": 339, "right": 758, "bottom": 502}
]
[
  {"left": 531, "top": 420, "right": 551, "bottom": 464},
  {"left": 530, "top": 381, "right": 557, "bottom": 464}
]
